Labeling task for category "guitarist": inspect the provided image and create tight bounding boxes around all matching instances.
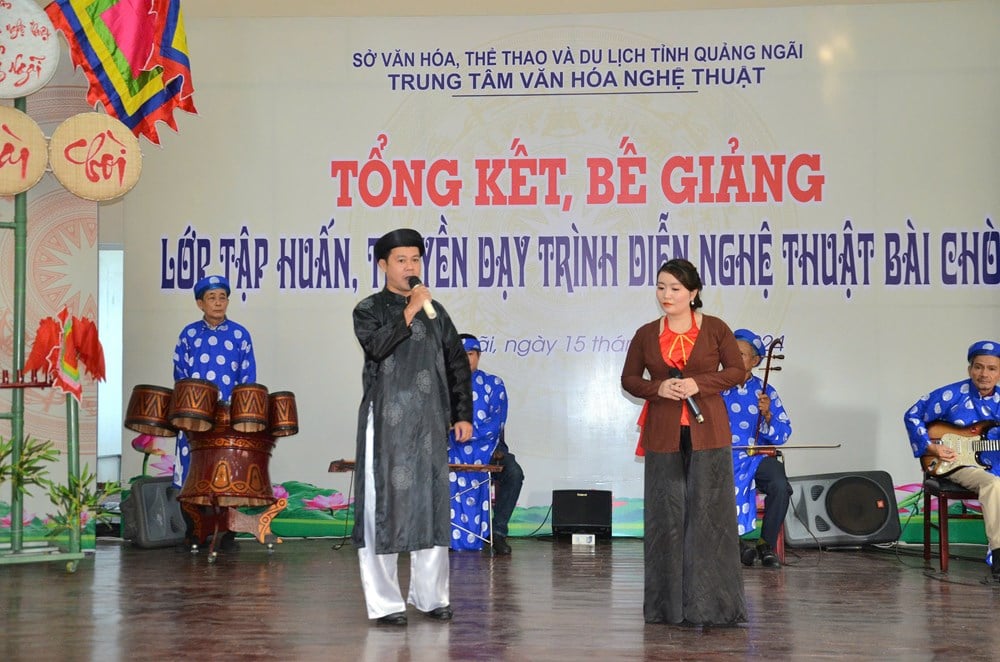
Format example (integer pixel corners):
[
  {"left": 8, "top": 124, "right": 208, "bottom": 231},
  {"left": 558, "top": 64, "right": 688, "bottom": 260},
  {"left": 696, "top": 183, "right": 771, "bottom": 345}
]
[{"left": 904, "top": 340, "right": 1000, "bottom": 580}]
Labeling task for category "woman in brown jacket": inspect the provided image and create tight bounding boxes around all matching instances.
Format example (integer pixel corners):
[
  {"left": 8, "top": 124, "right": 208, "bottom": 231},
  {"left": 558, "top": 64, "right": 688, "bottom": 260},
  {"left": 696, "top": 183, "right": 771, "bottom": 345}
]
[{"left": 621, "top": 258, "right": 747, "bottom": 626}]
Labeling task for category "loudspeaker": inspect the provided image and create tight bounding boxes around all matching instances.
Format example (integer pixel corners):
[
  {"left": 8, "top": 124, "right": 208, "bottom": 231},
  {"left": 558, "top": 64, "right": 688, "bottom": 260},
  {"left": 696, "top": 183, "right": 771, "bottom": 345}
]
[
  {"left": 120, "top": 476, "right": 187, "bottom": 548},
  {"left": 783, "top": 471, "right": 900, "bottom": 548},
  {"left": 552, "top": 489, "right": 612, "bottom": 538}
]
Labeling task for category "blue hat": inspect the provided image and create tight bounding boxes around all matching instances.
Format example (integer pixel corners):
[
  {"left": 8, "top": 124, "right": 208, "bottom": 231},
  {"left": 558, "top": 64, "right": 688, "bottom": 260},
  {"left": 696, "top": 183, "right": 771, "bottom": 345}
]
[
  {"left": 733, "top": 328, "right": 764, "bottom": 358},
  {"left": 194, "top": 275, "right": 230, "bottom": 299},
  {"left": 462, "top": 336, "right": 482, "bottom": 353},
  {"left": 967, "top": 340, "right": 1000, "bottom": 362}
]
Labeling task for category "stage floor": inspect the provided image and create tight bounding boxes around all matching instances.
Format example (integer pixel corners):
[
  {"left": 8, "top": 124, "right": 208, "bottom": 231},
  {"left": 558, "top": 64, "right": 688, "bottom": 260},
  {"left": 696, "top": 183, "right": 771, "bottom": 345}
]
[{"left": 2, "top": 536, "right": 998, "bottom": 660}]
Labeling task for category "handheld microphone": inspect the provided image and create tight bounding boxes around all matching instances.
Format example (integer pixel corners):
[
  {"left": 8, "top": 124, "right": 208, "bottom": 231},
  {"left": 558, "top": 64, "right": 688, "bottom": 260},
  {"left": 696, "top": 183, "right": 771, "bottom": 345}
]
[
  {"left": 668, "top": 367, "right": 704, "bottom": 423},
  {"left": 406, "top": 276, "right": 437, "bottom": 319}
]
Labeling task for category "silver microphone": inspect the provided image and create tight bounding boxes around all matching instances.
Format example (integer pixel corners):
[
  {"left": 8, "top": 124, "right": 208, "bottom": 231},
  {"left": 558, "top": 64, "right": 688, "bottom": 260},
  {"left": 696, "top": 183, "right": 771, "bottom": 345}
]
[{"left": 406, "top": 276, "right": 437, "bottom": 319}]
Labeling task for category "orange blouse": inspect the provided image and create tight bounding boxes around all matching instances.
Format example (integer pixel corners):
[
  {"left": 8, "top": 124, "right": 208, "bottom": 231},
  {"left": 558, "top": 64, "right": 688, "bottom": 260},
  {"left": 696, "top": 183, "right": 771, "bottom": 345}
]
[{"left": 659, "top": 308, "right": 700, "bottom": 426}]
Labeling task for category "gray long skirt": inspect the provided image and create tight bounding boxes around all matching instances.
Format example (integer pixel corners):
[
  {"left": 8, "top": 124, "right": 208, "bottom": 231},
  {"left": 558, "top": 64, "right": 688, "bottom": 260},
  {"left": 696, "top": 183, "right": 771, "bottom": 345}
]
[{"left": 643, "top": 439, "right": 748, "bottom": 626}]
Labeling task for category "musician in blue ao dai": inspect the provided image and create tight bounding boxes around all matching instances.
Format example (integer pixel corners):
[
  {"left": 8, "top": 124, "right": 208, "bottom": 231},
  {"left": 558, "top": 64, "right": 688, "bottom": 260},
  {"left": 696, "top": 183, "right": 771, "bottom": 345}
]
[
  {"left": 721, "top": 328, "right": 792, "bottom": 568},
  {"left": 171, "top": 275, "right": 257, "bottom": 488},
  {"left": 448, "top": 335, "right": 508, "bottom": 551},
  {"left": 904, "top": 340, "right": 1000, "bottom": 463},
  {"left": 903, "top": 340, "right": 1000, "bottom": 578}
]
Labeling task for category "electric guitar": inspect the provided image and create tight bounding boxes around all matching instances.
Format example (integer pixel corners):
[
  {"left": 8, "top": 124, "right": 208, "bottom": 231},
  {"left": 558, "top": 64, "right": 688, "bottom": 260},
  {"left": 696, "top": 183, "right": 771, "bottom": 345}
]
[{"left": 920, "top": 421, "right": 1000, "bottom": 476}]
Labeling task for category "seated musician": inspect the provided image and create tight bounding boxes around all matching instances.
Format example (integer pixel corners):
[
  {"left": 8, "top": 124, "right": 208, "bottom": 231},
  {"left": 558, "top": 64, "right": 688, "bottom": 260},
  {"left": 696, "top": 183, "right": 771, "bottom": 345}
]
[
  {"left": 448, "top": 334, "right": 524, "bottom": 555},
  {"left": 904, "top": 340, "right": 1000, "bottom": 579},
  {"left": 173, "top": 274, "right": 257, "bottom": 550},
  {"left": 721, "top": 329, "right": 793, "bottom": 568}
]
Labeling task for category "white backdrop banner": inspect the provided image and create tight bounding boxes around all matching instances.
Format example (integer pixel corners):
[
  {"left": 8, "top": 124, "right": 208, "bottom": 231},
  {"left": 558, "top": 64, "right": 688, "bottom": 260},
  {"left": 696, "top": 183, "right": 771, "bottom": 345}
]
[{"left": 122, "top": 1, "right": 1000, "bottom": 522}]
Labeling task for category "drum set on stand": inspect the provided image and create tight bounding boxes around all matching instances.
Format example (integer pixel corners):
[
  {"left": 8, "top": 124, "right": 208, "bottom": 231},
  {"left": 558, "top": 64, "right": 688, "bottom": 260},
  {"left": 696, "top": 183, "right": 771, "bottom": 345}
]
[{"left": 124, "top": 378, "right": 298, "bottom": 561}]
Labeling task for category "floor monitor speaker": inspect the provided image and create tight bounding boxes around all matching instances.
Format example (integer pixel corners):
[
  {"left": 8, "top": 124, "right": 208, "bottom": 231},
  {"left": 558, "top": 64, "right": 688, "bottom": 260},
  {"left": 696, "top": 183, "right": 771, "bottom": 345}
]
[
  {"left": 783, "top": 470, "right": 900, "bottom": 548},
  {"left": 120, "top": 476, "right": 187, "bottom": 548},
  {"left": 552, "top": 489, "right": 612, "bottom": 538}
]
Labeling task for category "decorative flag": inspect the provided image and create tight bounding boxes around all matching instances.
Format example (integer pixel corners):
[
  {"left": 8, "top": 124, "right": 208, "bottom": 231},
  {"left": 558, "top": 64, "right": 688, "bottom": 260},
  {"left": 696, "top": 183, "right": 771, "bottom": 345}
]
[
  {"left": 71, "top": 315, "right": 106, "bottom": 381},
  {"left": 55, "top": 307, "right": 83, "bottom": 400},
  {"left": 24, "top": 307, "right": 106, "bottom": 401},
  {"left": 44, "top": 0, "right": 196, "bottom": 145},
  {"left": 23, "top": 317, "right": 61, "bottom": 376}
]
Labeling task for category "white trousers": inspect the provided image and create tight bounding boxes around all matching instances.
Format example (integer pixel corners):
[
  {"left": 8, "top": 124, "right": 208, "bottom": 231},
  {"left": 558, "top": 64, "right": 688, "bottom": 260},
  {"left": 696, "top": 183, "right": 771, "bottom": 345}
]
[{"left": 357, "top": 408, "right": 449, "bottom": 619}]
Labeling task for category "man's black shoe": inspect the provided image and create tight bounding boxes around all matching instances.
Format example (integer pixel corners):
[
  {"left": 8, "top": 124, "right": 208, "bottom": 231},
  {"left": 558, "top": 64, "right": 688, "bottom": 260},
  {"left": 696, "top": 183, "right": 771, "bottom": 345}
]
[
  {"left": 758, "top": 542, "right": 780, "bottom": 568},
  {"left": 376, "top": 612, "right": 408, "bottom": 626},
  {"left": 425, "top": 606, "right": 453, "bottom": 621},
  {"left": 991, "top": 548, "right": 1000, "bottom": 581},
  {"left": 739, "top": 541, "right": 757, "bottom": 566},
  {"left": 491, "top": 536, "right": 512, "bottom": 555}
]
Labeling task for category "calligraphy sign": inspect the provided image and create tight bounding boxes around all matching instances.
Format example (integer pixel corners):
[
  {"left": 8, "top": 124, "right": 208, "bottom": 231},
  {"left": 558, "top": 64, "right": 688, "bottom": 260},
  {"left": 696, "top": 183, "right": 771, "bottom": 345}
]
[
  {"left": 49, "top": 112, "right": 142, "bottom": 201},
  {"left": 0, "top": 104, "right": 46, "bottom": 194},
  {"left": 0, "top": 0, "right": 60, "bottom": 99}
]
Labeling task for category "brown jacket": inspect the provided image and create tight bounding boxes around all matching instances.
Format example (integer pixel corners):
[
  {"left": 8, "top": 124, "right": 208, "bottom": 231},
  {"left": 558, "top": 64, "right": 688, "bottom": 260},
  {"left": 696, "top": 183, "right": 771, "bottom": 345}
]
[{"left": 621, "top": 313, "right": 743, "bottom": 453}]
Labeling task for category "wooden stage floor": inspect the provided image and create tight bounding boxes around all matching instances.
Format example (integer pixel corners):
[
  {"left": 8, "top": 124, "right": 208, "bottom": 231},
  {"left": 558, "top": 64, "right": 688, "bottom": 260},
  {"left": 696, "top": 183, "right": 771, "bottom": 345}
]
[{"left": 2, "top": 536, "right": 999, "bottom": 661}]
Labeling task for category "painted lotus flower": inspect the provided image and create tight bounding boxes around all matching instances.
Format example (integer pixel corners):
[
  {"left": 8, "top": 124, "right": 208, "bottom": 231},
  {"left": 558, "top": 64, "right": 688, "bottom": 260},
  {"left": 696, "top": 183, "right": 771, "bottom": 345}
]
[
  {"left": 44, "top": 510, "right": 92, "bottom": 528},
  {"left": 303, "top": 493, "right": 351, "bottom": 511},
  {"left": 896, "top": 481, "right": 981, "bottom": 513},
  {"left": 1, "top": 512, "right": 35, "bottom": 528},
  {"left": 149, "top": 454, "right": 176, "bottom": 476},
  {"left": 131, "top": 434, "right": 166, "bottom": 455},
  {"left": 273, "top": 484, "right": 289, "bottom": 499}
]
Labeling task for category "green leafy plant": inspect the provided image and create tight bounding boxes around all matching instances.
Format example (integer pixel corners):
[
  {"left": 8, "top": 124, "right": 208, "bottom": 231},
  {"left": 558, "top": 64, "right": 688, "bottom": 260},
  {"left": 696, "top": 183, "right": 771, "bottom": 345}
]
[
  {"left": 0, "top": 435, "right": 59, "bottom": 496},
  {"left": 46, "top": 465, "right": 122, "bottom": 538}
]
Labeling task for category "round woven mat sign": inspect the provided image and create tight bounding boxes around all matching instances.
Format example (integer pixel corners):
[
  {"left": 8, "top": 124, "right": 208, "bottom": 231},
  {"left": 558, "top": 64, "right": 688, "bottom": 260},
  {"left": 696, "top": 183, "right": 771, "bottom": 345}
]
[
  {"left": 49, "top": 113, "right": 142, "bottom": 201},
  {"left": 0, "top": 105, "right": 47, "bottom": 195},
  {"left": 0, "top": 0, "right": 61, "bottom": 99}
]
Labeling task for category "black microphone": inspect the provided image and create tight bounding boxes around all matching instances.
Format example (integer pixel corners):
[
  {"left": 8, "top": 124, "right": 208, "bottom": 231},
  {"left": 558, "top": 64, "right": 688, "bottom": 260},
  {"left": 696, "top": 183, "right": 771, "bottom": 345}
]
[
  {"left": 406, "top": 276, "right": 437, "bottom": 319},
  {"left": 668, "top": 367, "right": 704, "bottom": 424}
]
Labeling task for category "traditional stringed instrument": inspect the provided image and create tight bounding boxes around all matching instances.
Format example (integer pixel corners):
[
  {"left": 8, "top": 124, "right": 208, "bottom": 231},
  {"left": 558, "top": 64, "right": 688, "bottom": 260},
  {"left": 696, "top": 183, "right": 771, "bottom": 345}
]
[
  {"left": 920, "top": 421, "right": 1000, "bottom": 476},
  {"left": 328, "top": 458, "right": 503, "bottom": 474},
  {"left": 748, "top": 335, "right": 784, "bottom": 455},
  {"left": 733, "top": 335, "right": 840, "bottom": 456}
]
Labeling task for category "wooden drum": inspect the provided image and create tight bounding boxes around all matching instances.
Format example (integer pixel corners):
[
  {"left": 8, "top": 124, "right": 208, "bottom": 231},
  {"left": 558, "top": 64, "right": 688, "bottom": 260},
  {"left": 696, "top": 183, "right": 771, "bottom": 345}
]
[
  {"left": 231, "top": 383, "right": 269, "bottom": 433},
  {"left": 169, "top": 378, "right": 219, "bottom": 433},
  {"left": 177, "top": 403, "right": 277, "bottom": 508},
  {"left": 268, "top": 391, "right": 298, "bottom": 437},
  {"left": 124, "top": 385, "right": 176, "bottom": 436}
]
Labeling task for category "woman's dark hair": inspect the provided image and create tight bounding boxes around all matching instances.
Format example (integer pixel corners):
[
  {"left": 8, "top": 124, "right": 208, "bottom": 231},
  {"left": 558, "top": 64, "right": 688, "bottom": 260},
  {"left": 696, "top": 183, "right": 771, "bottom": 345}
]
[{"left": 658, "top": 258, "right": 703, "bottom": 309}]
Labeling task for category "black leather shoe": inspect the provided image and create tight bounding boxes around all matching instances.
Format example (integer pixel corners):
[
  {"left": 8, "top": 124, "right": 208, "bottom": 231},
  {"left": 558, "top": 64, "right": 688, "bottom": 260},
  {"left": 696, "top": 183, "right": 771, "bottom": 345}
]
[
  {"left": 491, "top": 536, "right": 512, "bottom": 555},
  {"left": 739, "top": 541, "right": 756, "bottom": 566},
  {"left": 991, "top": 548, "right": 1000, "bottom": 581},
  {"left": 376, "top": 612, "right": 407, "bottom": 626},
  {"left": 758, "top": 542, "right": 780, "bottom": 568},
  {"left": 425, "top": 606, "right": 453, "bottom": 621}
]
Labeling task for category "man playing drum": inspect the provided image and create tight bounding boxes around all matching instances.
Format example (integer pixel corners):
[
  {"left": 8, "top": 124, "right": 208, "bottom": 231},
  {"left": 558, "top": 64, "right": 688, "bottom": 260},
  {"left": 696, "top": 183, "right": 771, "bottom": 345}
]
[{"left": 172, "top": 275, "right": 257, "bottom": 501}]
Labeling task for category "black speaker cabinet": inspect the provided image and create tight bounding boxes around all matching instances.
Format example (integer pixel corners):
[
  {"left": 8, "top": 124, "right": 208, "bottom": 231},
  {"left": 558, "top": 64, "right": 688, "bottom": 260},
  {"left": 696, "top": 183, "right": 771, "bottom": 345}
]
[
  {"left": 120, "top": 476, "right": 187, "bottom": 548},
  {"left": 552, "top": 489, "right": 612, "bottom": 538},
  {"left": 783, "top": 471, "right": 901, "bottom": 548}
]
